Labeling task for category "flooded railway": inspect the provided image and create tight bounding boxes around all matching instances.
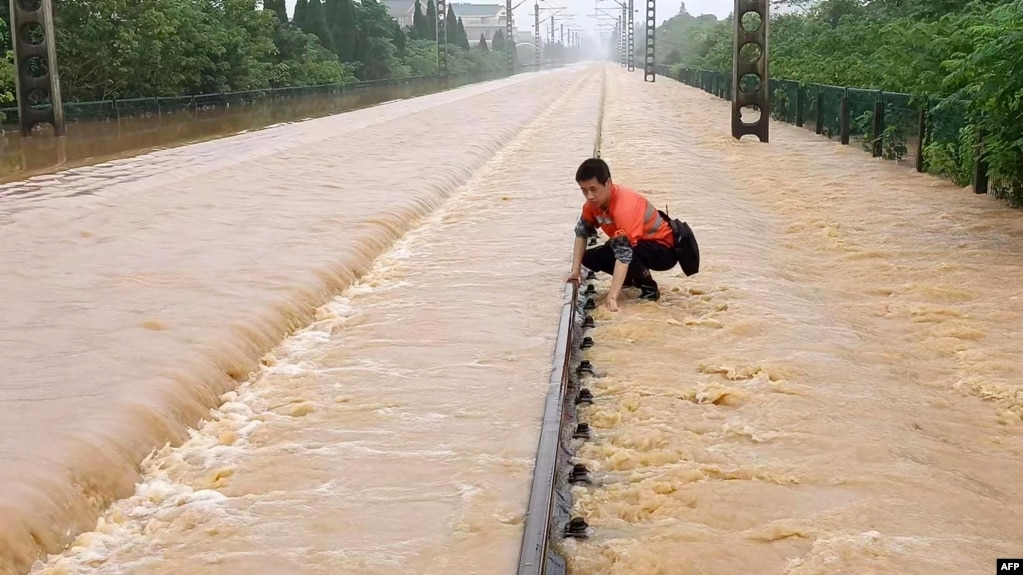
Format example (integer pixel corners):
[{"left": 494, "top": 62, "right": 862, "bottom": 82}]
[
  {"left": 2, "top": 64, "right": 598, "bottom": 575},
  {"left": 3, "top": 63, "right": 1022, "bottom": 575},
  {"left": 562, "top": 69, "right": 1023, "bottom": 575}
]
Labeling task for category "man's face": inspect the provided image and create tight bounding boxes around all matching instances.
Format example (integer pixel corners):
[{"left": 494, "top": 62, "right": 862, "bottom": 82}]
[{"left": 578, "top": 177, "right": 611, "bottom": 207}]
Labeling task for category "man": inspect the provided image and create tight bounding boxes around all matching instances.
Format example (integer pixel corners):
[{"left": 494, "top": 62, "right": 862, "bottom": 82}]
[{"left": 566, "top": 158, "right": 677, "bottom": 312}]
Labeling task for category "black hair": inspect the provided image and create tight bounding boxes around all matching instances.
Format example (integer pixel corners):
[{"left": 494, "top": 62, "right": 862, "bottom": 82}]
[{"left": 575, "top": 158, "right": 611, "bottom": 185}]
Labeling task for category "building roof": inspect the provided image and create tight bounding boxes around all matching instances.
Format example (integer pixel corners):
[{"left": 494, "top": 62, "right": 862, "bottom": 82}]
[
  {"left": 384, "top": 0, "right": 417, "bottom": 18},
  {"left": 383, "top": 0, "right": 502, "bottom": 20},
  {"left": 450, "top": 2, "right": 504, "bottom": 17}
]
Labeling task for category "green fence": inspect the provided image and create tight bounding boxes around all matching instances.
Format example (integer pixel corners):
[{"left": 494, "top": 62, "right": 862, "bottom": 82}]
[
  {"left": 0, "top": 63, "right": 560, "bottom": 129},
  {"left": 671, "top": 68, "right": 989, "bottom": 196}
]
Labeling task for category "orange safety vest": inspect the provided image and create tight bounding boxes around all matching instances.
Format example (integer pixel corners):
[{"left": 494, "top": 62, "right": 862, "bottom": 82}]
[{"left": 581, "top": 183, "right": 674, "bottom": 248}]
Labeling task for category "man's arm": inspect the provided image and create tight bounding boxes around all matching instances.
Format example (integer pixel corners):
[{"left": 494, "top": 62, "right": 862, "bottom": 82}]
[
  {"left": 570, "top": 214, "right": 596, "bottom": 279},
  {"left": 570, "top": 235, "right": 587, "bottom": 279},
  {"left": 607, "top": 258, "right": 629, "bottom": 303},
  {"left": 605, "top": 231, "right": 632, "bottom": 306}
]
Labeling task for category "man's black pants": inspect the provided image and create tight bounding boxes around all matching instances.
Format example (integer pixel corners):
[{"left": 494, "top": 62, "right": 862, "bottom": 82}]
[{"left": 582, "top": 240, "right": 678, "bottom": 288}]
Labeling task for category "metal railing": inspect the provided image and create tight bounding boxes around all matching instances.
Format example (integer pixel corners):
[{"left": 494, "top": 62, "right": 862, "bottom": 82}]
[
  {"left": 672, "top": 67, "right": 989, "bottom": 195},
  {"left": 0, "top": 62, "right": 572, "bottom": 129}
]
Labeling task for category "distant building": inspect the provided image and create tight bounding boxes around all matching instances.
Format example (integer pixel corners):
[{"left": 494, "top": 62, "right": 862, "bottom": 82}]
[
  {"left": 384, "top": 0, "right": 418, "bottom": 29},
  {"left": 383, "top": 0, "right": 508, "bottom": 47},
  {"left": 513, "top": 29, "right": 534, "bottom": 45},
  {"left": 451, "top": 3, "right": 507, "bottom": 47}
]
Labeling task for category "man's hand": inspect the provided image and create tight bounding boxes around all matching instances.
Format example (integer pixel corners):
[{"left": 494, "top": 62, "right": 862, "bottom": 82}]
[
  {"left": 605, "top": 259, "right": 628, "bottom": 313},
  {"left": 605, "top": 291, "right": 619, "bottom": 312},
  {"left": 566, "top": 270, "right": 581, "bottom": 284}
]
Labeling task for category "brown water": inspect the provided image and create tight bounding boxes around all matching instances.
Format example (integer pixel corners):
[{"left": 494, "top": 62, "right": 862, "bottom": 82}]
[
  {"left": 0, "top": 75, "right": 477, "bottom": 185},
  {"left": 1, "top": 63, "right": 601, "bottom": 575},
  {"left": 561, "top": 68, "right": 1023, "bottom": 574}
]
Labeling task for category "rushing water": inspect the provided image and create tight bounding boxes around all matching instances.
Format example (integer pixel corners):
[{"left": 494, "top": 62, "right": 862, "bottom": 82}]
[
  {"left": 0, "top": 75, "right": 521, "bottom": 185},
  {"left": 1, "top": 63, "right": 602, "bottom": 575},
  {"left": 10, "top": 62, "right": 1023, "bottom": 575},
  {"left": 560, "top": 68, "right": 1023, "bottom": 575}
]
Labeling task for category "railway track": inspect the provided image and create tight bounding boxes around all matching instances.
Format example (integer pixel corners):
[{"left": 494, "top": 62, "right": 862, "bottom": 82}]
[
  {"left": 516, "top": 65, "right": 606, "bottom": 575},
  {"left": 516, "top": 275, "right": 603, "bottom": 575}
]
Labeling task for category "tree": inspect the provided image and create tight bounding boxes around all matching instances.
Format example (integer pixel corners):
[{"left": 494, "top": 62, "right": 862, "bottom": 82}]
[
  {"left": 294, "top": 0, "right": 310, "bottom": 26},
  {"left": 263, "top": 0, "right": 289, "bottom": 24},
  {"left": 302, "top": 0, "right": 336, "bottom": 53},
  {"left": 270, "top": 20, "right": 354, "bottom": 87},
  {"left": 0, "top": 0, "right": 512, "bottom": 108},
  {"left": 0, "top": 19, "right": 13, "bottom": 106},
  {"left": 491, "top": 28, "right": 505, "bottom": 52},
  {"left": 425, "top": 0, "right": 437, "bottom": 40},
  {"left": 352, "top": 0, "right": 405, "bottom": 79},
  {"left": 326, "top": 0, "right": 358, "bottom": 61},
  {"left": 456, "top": 16, "right": 470, "bottom": 49},
  {"left": 412, "top": 0, "right": 430, "bottom": 39},
  {"left": 479, "top": 33, "right": 489, "bottom": 50},
  {"left": 445, "top": 4, "right": 459, "bottom": 45},
  {"left": 660, "top": 0, "right": 1023, "bottom": 205}
]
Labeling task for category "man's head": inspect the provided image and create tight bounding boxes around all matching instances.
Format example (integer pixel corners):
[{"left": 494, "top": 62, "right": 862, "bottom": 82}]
[{"left": 575, "top": 158, "right": 613, "bottom": 207}]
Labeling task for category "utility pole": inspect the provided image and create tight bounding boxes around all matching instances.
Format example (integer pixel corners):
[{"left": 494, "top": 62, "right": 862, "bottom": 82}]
[
  {"left": 731, "top": 0, "right": 770, "bottom": 141},
  {"left": 627, "top": 0, "right": 634, "bottom": 71},
  {"left": 505, "top": 0, "right": 514, "bottom": 73},
  {"left": 642, "top": 0, "right": 656, "bottom": 81},
  {"left": 532, "top": 4, "right": 568, "bottom": 69},
  {"left": 534, "top": 2, "right": 541, "bottom": 69},
  {"left": 618, "top": 12, "right": 624, "bottom": 65},
  {"left": 437, "top": 0, "right": 448, "bottom": 77},
  {"left": 9, "top": 0, "right": 65, "bottom": 136}
]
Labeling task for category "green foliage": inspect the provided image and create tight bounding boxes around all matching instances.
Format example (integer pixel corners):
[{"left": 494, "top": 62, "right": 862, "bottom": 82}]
[
  {"left": 412, "top": 0, "right": 430, "bottom": 40},
  {"left": 0, "top": 19, "right": 11, "bottom": 119},
  {"left": 425, "top": 0, "right": 437, "bottom": 40},
  {"left": 939, "top": 0, "right": 1023, "bottom": 206},
  {"left": 0, "top": 0, "right": 512, "bottom": 106},
  {"left": 263, "top": 0, "right": 289, "bottom": 25},
  {"left": 0, "top": 0, "right": 570, "bottom": 132},
  {"left": 662, "top": 0, "right": 1023, "bottom": 205},
  {"left": 491, "top": 28, "right": 506, "bottom": 52}
]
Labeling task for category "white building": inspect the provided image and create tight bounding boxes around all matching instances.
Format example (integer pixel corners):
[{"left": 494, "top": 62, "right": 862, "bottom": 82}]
[
  {"left": 451, "top": 3, "right": 507, "bottom": 46},
  {"left": 384, "top": 0, "right": 419, "bottom": 29},
  {"left": 383, "top": 0, "right": 508, "bottom": 47}
]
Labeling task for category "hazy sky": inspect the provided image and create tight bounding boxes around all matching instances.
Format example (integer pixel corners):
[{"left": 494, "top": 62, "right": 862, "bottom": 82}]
[{"left": 283, "top": 0, "right": 735, "bottom": 37}]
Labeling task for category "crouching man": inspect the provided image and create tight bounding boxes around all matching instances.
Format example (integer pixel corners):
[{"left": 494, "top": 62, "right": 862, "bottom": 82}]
[{"left": 566, "top": 158, "right": 678, "bottom": 312}]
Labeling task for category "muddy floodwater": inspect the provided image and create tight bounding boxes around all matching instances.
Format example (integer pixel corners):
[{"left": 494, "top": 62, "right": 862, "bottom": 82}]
[
  {"left": 561, "top": 69, "right": 1023, "bottom": 575},
  {"left": 2, "top": 64, "right": 600, "bottom": 575},
  {"left": 0, "top": 74, "right": 486, "bottom": 185},
  {"left": 5, "top": 63, "right": 1023, "bottom": 575}
]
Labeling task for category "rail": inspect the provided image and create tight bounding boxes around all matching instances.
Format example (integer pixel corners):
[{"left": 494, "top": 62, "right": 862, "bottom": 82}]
[
  {"left": 516, "top": 280, "right": 580, "bottom": 575},
  {"left": 592, "top": 66, "right": 607, "bottom": 159},
  {"left": 516, "top": 64, "right": 606, "bottom": 575}
]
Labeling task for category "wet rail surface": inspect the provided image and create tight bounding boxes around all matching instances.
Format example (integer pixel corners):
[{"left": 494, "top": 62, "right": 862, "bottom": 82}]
[
  {"left": 2, "top": 64, "right": 599, "bottom": 575},
  {"left": 20, "top": 65, "right": 606, "bottom": 574},
  {"left": 558, "top": 68, "right": 1023, "bottom": 575}
]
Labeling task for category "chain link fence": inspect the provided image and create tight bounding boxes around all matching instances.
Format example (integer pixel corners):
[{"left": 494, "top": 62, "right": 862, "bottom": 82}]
[
  {"left": 669, "top": 67, "right": 988, "bottom": 195},
  {"left": 0, "top": 63, "right": 574, "bottom": 180},
  {"left": 0, "top": 67, "right": 559, "bottom": 129}
]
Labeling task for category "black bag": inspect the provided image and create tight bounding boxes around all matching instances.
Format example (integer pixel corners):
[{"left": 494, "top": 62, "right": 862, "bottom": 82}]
[{"left": 658, "top": 208, "right": 700, "bottom": 277}]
